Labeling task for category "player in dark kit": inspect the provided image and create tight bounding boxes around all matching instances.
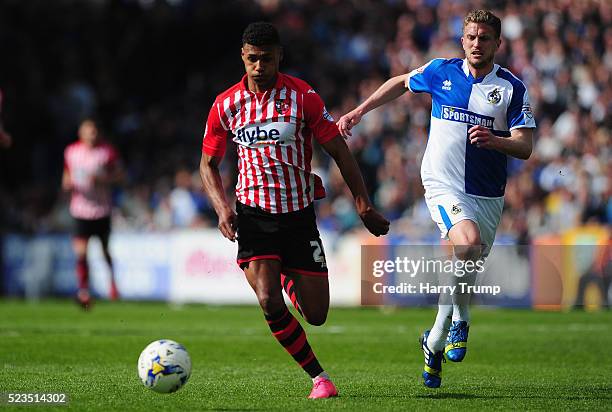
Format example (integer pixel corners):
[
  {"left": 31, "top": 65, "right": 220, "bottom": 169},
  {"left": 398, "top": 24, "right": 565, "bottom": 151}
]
[{"left": 200, "top": 22, "right": 389, "bottom": 398}]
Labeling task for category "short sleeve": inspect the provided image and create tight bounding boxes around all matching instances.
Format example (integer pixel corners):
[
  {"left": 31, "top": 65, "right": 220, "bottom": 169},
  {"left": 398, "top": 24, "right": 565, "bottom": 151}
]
[
  {"left": 405, "top": 58, "right": 446, "bottom": 94},
  {"left": 508, "top": 83, "right": 537, "bottom": 130},
  {"left": 303, "top": 90, "right": 339, "bottom": 144},
  {"left": 202, "top": 101, "right": 229, "bottom": 157}
]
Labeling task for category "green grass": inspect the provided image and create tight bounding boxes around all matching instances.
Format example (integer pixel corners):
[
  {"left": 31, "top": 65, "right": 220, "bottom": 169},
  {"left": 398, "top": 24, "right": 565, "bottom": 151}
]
[{"left": 0, "top": 301, "right": 611, "bottom": 411}]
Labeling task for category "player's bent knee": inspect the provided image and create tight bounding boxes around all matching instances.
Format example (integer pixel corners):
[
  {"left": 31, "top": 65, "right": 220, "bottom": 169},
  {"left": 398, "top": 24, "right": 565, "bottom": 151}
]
[
  {"left": 449, "top": 221, "right": 480, "bottom": 244},
  {"left": 305, "top": 315, "right": 326, "bottom": 326},
  {"left": 257, "top": 294, "right": 285, "bottom": 316},
  {"left": 466, "top": 233, "right": 481, "bottom": 247},
  {"left": 451, "top": 226, "right": 482, "bottom": 261},
  {"left": 306, "top": 313, "right": 327, "bottom": 326},
  {"left": 454, "top": 232, "right": 481, "bottom": 247},
  {"left": 303, "top": 309, "right": 328, "bottom": 326}
]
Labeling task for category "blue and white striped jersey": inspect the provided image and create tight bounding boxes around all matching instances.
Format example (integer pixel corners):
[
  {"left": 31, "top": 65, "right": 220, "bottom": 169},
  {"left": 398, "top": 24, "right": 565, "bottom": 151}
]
[{"left": 406, "top": 58, "right": 536, "bottom": 198}]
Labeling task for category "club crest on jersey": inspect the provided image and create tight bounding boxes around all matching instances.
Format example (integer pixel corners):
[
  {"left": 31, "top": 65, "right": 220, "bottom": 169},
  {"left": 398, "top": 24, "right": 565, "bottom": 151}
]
[
  {"left": 442, "top": 79, "right": 452, "bottom": 91},
  {"left": 274, "top": 99, "right": 290, "bottom": 115},
  {"left": 487, "top": 88, "right": 501, "bottom": 104},
  {"left": 451, "top": 204, "right": 461, "bottom": 215}
]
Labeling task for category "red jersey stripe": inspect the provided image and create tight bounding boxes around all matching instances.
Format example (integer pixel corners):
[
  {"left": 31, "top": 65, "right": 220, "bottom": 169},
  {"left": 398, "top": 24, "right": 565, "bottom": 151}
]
[
  {"left": 201, "top": 73, "right": 339, "bottom": 214},
  {"left": 64, "top": 141, "right": 118, "bottom": 220}
]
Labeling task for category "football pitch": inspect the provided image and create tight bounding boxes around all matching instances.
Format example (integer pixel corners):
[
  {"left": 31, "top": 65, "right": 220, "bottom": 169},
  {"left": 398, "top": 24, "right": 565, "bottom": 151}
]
[{"left": 0, "top": 301, "right": 611, "bottom": 411}]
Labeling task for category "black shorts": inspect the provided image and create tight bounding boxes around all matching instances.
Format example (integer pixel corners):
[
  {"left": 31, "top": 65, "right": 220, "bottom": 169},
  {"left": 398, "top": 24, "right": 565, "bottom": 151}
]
[
  {"left": 74, "top": 216, "right": 111, "bottom": 241},
  {"left": 236, "top": 202, "right": 328, "bottom": 276}
]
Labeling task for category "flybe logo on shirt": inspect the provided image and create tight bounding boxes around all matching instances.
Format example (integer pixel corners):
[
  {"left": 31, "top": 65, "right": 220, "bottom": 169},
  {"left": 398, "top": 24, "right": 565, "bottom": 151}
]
[
  {"left": 234, "top": 122, "right": 296, "bottom": 147},
  {"left": 441, "top": 105, "right": 494, "bottom": 128}
]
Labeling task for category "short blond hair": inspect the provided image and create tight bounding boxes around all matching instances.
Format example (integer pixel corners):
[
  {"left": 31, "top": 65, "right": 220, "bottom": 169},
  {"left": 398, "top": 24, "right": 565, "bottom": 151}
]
[{"left": 464, "top": 10, "right": 501, "bottom": 39}]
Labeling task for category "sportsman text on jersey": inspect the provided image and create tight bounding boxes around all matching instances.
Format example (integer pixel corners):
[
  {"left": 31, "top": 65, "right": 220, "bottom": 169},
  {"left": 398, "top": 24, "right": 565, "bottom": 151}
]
[{"left": 406, "top": 58, "right": 536, "bottom": 198}]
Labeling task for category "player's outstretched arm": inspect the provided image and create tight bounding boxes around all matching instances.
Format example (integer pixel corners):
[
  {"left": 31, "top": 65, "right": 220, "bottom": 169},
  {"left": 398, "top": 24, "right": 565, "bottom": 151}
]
[
  {"left": 336, "top": 74, "right": 408, "bottom": 138},
  {"left": 468, "top": 126, "right": 533, "bottom": 160},
  {"left": 321, "top": 136, "right": 390, "bottom": 236},
  {"left": 199, "top": 152, "right": 236, "bottom": 241}
]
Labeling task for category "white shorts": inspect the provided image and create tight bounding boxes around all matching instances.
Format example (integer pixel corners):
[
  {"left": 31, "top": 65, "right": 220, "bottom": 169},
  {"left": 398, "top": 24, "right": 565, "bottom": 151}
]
[{"left": 424, "top": 186, "right": 504, "bottom": 256}]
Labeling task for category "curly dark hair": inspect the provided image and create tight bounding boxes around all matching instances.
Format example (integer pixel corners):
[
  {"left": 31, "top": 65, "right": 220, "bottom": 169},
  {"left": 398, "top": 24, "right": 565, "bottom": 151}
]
[{"left": 242, "top": 22, "right": 281, "bottom": 47}]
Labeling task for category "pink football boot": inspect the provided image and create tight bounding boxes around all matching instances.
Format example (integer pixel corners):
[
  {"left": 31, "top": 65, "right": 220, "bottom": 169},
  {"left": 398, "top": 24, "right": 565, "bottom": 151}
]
[{"left": 308, "top": 377, "right": 338, "bottom": 399}]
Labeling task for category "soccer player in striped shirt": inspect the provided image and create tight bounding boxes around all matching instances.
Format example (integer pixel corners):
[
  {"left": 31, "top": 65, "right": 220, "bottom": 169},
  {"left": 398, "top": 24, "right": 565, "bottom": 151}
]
[
  {"left": 338, "top": 10, "right": 536, "bottom": 388},
  {"left": 200, "top": 22, "right": 389, "bottom": 399},
  {"left": 63, "top": 119, "right": 124, "bottom": 309}
]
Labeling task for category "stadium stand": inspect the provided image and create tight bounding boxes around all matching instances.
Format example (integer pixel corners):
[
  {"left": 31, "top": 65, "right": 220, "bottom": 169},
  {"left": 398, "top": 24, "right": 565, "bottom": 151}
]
[{"left": 0, "top": 0, "right": 609, "bottom": 240}]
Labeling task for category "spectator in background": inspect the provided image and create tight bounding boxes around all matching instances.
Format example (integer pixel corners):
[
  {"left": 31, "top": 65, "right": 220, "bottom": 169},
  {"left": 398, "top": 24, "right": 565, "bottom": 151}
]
[
  {"left": 169, "top": 168, "right": 199, "bottom": 228},
  {"left": 0, "top": 0, "right": 609, "bottom": 238}
]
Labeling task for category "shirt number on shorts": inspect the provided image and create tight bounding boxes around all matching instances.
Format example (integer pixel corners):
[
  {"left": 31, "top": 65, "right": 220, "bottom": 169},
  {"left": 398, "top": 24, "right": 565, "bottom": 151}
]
[{"left": 310, "top": 240, "right": 326, "bottom": 267}]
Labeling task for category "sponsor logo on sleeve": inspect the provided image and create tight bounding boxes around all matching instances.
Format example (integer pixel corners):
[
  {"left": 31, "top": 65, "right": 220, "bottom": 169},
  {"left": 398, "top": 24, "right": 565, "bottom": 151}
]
[
  {"left": 322, "top": 106, "right": 334, "bottom": 122},
  {"left": 415, "top": 61, "right": 432, "bottom": 74}
]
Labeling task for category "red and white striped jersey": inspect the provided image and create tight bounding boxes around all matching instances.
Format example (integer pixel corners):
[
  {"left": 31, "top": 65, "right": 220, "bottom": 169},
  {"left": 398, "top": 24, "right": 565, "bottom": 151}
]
[
  {"left": 64, "top": 141, "right": 118, "bottom": 220},
  {"left": 202, "top": 73, "right": 339, "bottom": 214}
]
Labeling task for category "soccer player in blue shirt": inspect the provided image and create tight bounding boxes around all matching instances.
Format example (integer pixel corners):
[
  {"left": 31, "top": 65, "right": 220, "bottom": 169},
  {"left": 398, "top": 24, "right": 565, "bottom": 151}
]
[{"left": 338, "top": 10, "right": 536, "bottom": 388}]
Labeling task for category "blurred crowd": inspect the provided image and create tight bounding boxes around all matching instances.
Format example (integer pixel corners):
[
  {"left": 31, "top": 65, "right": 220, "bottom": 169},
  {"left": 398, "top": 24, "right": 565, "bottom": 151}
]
[{"left": 0, "top": 0, "right": 609, "bottom": 242}]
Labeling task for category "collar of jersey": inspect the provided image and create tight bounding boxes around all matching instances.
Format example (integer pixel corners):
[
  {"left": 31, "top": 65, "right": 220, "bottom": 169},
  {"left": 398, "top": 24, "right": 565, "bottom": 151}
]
[
  {"left": 240, "top": 73, "right": 285, "bottom": 93},
  {"left": 462, "top": 59, "right": 498, "bottom": 84}
]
